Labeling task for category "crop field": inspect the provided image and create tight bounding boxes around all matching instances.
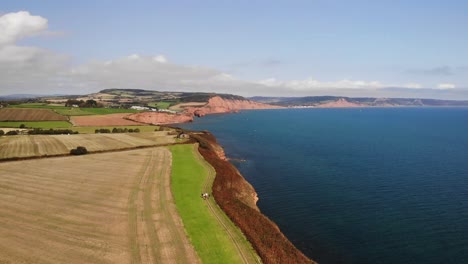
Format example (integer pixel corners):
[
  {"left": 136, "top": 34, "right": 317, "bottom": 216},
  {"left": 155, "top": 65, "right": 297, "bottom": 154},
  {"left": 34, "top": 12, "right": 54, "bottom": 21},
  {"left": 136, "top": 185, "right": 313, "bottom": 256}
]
[
  {"left": 0, "top": 147, "right": 199, "bottom": 263},
  {"left": 70, "top": 114, "right": 143, "bottom": 126},
  {"left": 0, "top": 132, "right": 175, "bottom": 159},
  {"left": 0, "top": 121, "right": 72, "bottom": 128},
  {"left": 0, "top": 108, "right": 68, "bottom": 121},
  {"left": 170, "top": 144, "right": 260, "bottom": 264}
]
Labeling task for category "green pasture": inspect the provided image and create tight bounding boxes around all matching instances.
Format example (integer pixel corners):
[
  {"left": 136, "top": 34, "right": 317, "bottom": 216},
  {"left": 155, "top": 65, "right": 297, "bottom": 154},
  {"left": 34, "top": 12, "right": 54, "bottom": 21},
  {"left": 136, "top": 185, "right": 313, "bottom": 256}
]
[
  {"left": 148, "top": 101, "right": 172, "bottom": 109},
  {"left": 7, "top": 103, "right": 141, "bottom": 116},
  {"left": 0, "top": 121, "right": 72, "bottom": 129},
  {"left": 170, "top": 144, "right": 251, "bottom": 264}
]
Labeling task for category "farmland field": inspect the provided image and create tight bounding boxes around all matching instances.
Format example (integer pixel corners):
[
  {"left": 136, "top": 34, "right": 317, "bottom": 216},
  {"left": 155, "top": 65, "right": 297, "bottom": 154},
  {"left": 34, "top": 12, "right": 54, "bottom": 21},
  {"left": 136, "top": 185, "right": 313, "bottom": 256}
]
[
  {"left": 70, "top": 114, "right": 142, "bottom": 126},
  {"left": 0, "top": 132, "right": 175, "bottom": 159},
  {"left": 148, "top": 101, "right": 172, "bottom": 109},
  {"left": 0, "top": 147, "right": 199, "bottom": 263},
  {"left": 54, "top": 108, "right": 141, "bottom": 116},
  {"left": 0, "top": 108, "right": 68, "bottom": 121},
  {"left": 0, "top": 121, "right": 72, "bottom": 128},
  {"left": 7, "top": 103, "right": 141, "bottom": 116}
]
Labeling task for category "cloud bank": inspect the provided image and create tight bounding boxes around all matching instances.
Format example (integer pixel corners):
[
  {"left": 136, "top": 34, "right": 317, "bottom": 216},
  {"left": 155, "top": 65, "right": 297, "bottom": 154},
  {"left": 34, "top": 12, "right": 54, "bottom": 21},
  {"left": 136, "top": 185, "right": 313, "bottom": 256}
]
[{"left": 0, "top": 11, "right": 466, "bottom": 100}]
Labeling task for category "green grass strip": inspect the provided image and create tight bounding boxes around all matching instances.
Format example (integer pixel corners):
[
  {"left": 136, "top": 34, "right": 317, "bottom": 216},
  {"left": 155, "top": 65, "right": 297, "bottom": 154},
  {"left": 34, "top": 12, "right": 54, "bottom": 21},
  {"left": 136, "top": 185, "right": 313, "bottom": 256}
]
[
  {"left": 0, "top": 121, "right": 72, "bottom": 128},
  {"left": 169, "top": 144, "right": 245, "bottom": 264}
]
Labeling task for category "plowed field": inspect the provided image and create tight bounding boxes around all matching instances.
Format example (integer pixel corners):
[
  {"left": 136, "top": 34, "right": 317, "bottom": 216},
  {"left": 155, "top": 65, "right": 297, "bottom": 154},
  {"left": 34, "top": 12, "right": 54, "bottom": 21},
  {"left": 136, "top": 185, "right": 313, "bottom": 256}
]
[
  {"left": 0, "top": 132, "right": 175, "bottom": 159},
  {"left": 0, "top": 108, "right": 68, "bottom": 121},
  {"left": 71, "top": 114, "right": 142, "bottom": 126},
  {"left": 0, "top": 147, "right": 199, "bottom": 264}
]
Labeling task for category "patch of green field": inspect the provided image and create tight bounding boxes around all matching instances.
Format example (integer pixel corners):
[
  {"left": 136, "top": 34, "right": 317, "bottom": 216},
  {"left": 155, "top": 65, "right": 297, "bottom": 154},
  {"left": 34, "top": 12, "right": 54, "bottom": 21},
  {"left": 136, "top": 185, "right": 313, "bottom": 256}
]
[
  {"left": 53, "top": 107, "right": 140, "bottom": 116},
  {"left": 53, "top": 108, "right": 95, "bottom": 116},
  {"left": 72, "top": 125, "right": 157, "bottom": 134},
  {"left": 148, "top": 101, "right": 172, "bottom": 109},
  {"left": 79, "top": 108, "right": 140, "bottom": 115},
  {"left": 8, "top": 104, "right": 141, "bottom": 116},
  {"left": 170, "top": 144, "right": 247, "bottom": 264},
  {"left": 0, "top": 121, "right": 72, "bottom": 128},
  {"left": 7, "top": 103, "right": 57, "bottom": 108}
]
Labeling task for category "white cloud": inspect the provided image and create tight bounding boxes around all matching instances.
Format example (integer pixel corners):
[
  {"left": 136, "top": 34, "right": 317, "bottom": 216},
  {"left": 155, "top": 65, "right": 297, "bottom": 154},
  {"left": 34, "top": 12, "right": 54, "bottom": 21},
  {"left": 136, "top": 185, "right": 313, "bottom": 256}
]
[
  {"left": 404, "top": 83, "right": 423, "bottom": 89},
  {"left": 0, "top": 12, "right": 69, "bottom": 94},
  {"left": 0, "top": 11, "right": 48, "bottom": 46},
  {"left": 153, "top": 55, "right": 167, "bottom": 63},
  {"left": 437, "top": 83, "right": 456, "bottom": 89},
  {"left": 258, "top": 78, "right": 390, "bottom": 90},
  {"left": 0, "top": 11, "right": 466, "bottom": 100}
]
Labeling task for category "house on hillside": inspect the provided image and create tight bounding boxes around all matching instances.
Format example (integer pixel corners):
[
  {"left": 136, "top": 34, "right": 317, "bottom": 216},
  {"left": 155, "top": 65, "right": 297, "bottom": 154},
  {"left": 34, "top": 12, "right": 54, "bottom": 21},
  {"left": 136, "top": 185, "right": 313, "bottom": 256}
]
[
  {"left": 130, "top": 105, "right": 150, "bottom": 110},
  {"left": 177, "top": 132, "right": 190, "bottom": 139}
]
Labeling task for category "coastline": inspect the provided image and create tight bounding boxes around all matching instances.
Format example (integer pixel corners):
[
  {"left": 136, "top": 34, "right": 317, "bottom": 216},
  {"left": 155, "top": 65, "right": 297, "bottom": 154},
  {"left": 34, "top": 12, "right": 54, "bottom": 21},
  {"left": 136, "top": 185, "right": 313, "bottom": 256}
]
[{"left": 185, "top": 130, "right": 316, "bottom": 264}]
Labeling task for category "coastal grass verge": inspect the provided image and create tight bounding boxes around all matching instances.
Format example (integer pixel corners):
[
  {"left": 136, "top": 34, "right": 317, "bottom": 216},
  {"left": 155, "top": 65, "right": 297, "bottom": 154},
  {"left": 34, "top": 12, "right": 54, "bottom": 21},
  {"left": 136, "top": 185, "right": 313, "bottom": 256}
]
[{"left": 169, "top": 144, "right": 259, "bottom": 264}]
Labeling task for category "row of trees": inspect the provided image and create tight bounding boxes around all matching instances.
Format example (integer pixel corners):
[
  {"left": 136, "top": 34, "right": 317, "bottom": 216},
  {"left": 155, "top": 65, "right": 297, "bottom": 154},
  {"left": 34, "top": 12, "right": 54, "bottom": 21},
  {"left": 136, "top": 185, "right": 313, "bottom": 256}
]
[
  {"left": 28, "top": 128, "right": 79, "bottom": 135},
  {"left": 65, "top": 99, "right": 103, "bottom": 108},
  {"left": 95, "top": 128, "right": 141, "bottom": 134},
  {"left": 0, "top": 130, "right": 22, "bottom": 136}
]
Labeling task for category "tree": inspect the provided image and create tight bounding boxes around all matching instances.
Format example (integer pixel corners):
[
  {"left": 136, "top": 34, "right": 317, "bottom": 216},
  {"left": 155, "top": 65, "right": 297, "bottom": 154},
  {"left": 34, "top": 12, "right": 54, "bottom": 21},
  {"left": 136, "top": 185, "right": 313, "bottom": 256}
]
[
  {"left": 70, "top": 146, "right": 88, "bottom": 155},
  {"left": 84, "top": 99, "right": 98, "bottom": 108},
  {"left": 19, "top": 124, "right": 26, "bottom": 128},
  {"left": 134, "top": 128, "right": 140, "bottom": 133},
  {"left": 0, "top": 130, "right": 4, "bottom": 136}
]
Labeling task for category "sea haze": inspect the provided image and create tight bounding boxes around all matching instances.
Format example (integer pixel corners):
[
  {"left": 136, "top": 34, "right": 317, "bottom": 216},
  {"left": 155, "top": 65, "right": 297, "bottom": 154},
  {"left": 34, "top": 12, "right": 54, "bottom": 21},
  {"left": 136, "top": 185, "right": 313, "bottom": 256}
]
[{"left": 179, "top": 108, "right": 468, "bottom": 264}]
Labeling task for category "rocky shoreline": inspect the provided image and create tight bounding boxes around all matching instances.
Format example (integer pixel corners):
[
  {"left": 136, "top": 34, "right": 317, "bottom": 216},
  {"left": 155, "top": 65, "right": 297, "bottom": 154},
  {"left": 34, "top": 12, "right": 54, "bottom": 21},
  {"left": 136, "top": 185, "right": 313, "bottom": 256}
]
[{"left": 186, "top": 130, "right": 316, "bottom": 264}]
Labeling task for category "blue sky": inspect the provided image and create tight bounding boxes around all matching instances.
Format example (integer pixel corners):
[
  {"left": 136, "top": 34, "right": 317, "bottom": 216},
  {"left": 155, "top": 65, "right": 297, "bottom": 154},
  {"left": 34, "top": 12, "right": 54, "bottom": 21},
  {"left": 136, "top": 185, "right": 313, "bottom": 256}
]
[{"left": 1, "top": 0, "right": 467, "bottom": 98}]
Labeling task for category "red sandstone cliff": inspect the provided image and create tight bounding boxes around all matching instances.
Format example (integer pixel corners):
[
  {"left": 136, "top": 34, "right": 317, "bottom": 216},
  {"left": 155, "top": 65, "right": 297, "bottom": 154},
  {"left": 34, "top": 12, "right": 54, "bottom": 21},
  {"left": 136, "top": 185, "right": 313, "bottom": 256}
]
[
  {"left": 185, "top": 96, "right": 282, "bottom": 117},
  {"left": 191, "top": 131, "right": 315, "bottom": 264},
  {"left": 127, "top": 96, "right": 281, "bottom": 125}
]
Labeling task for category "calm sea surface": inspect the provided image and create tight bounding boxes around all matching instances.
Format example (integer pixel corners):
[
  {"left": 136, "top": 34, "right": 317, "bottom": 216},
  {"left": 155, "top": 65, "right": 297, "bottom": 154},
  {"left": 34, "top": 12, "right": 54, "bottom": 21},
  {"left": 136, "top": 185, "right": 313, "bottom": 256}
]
[{"left": 179, "top": 108, "right": 468, "bottom": 264}]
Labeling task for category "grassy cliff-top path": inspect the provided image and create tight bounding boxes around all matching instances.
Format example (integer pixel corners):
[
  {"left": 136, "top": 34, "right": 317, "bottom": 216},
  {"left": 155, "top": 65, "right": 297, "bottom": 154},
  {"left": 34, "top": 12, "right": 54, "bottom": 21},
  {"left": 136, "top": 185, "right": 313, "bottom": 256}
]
[{"left": 170, "top": 144, "right": 261, "bottom": 264}]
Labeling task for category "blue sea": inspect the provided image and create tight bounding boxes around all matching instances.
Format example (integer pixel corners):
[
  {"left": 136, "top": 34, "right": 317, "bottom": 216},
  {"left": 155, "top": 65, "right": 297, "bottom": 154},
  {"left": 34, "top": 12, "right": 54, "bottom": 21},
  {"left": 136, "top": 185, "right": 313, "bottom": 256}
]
[{"left": 179, "top": 108, "right": 468, "bottom": 264}]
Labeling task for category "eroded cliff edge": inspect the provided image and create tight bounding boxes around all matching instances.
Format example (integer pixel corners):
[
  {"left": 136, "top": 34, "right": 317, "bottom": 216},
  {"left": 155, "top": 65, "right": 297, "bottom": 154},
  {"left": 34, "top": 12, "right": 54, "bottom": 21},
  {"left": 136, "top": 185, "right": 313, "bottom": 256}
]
[
  {"left": 126, "top": 96, "right": 282, "bottom": 125},
  {"left": 188, "top": 131, "right": 316, "bottom": 264}
]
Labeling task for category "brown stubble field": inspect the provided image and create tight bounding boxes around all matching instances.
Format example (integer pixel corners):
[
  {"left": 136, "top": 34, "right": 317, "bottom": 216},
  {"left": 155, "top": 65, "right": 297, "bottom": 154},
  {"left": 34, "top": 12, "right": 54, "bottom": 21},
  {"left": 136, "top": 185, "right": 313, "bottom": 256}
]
[
  {"left": 0, "top": 132, "right": 176, "bottom": 160},
  {"left": 70, "top": 113, "right": 142, "bottom": 126},
  {"left": 0, "top": 147, "right": 199, "bottom": 264},
  {"left": 0, "top": 108, "right": 68, "bottom": 121}
]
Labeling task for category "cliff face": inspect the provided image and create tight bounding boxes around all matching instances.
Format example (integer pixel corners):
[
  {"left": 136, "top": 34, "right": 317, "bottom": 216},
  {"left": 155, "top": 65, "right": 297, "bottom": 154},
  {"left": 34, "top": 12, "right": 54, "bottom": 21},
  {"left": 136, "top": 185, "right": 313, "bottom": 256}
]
[
  {"left": 127, "top": 96, "right": 281, "bottom": 125},
  {"left": 317, "top": 98, "right": 364, "bottom": 108},
  {"left": 191, "top": 131, "right": 315, "bottom": 264},
  {"left": 127, "top": 112, "right": 193, "bottom": 125},
  {"left": 185, "top": 96, "right": 282, "bottom": 117}
]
